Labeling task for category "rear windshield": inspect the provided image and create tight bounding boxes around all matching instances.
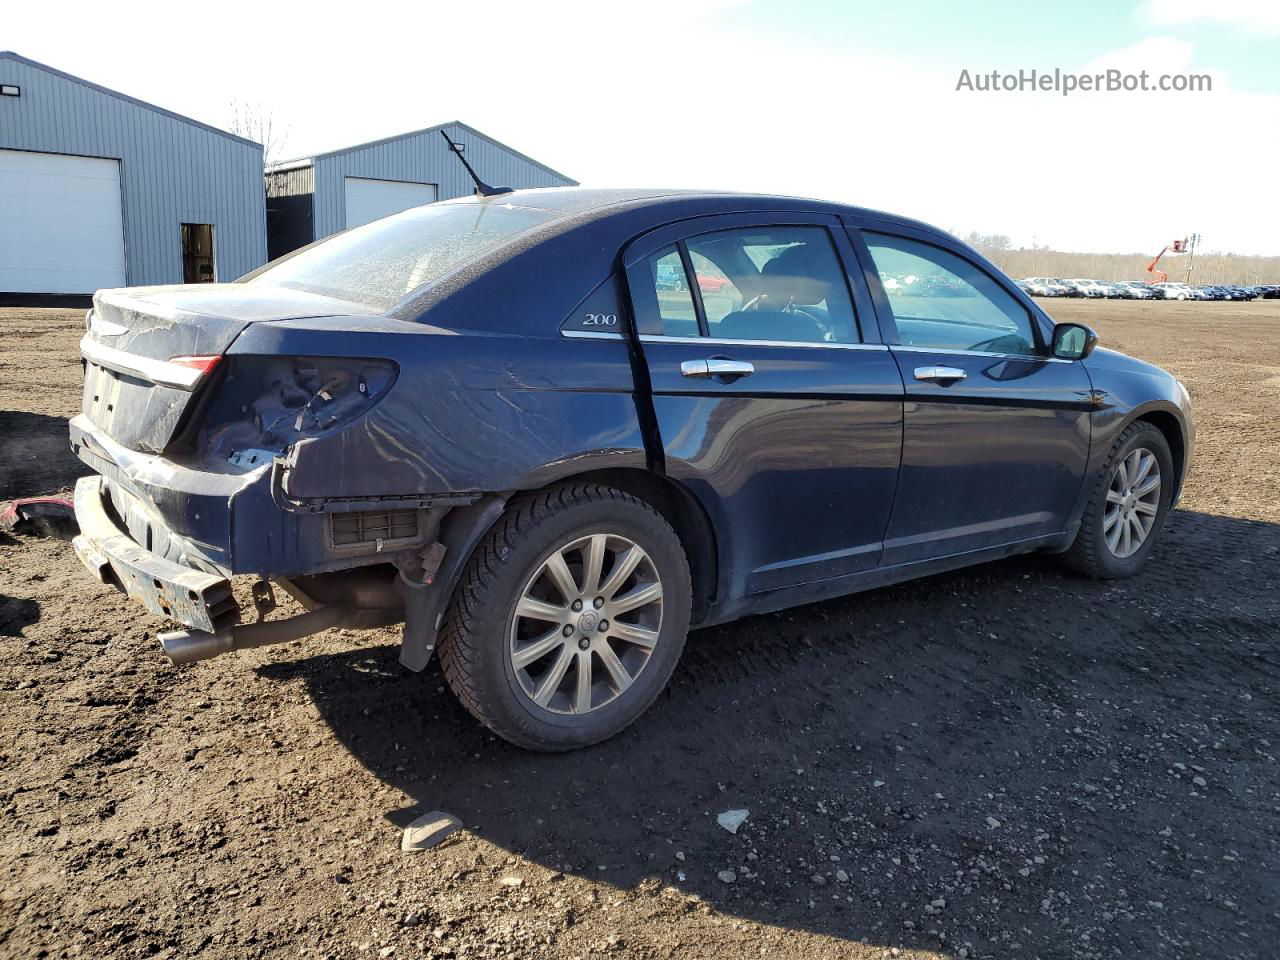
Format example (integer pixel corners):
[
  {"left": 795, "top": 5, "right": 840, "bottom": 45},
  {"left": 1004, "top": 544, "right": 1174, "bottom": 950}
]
[{"left": 248, "top": 202, "right": 558, "bottom": 309}]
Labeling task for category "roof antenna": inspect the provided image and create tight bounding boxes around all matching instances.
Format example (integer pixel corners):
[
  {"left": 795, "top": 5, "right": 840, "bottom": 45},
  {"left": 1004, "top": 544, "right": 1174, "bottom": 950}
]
[{"left": 440, "top": 130, "right": 513, "bottom": 197}]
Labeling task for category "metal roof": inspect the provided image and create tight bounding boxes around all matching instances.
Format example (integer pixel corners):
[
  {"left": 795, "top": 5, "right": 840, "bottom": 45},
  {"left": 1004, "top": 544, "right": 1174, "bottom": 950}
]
[
  {"left": 0, "top": 51, "right": 262, "bottom": 149},
  {"left": 268, "top": 120, "right": 574, "bottom": 183}
]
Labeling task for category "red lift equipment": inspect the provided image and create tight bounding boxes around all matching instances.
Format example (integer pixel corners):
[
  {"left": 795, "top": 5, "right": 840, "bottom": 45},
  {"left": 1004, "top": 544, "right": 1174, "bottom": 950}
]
[{"left": 1146, "top": 238, "right": 1189, "bottom": 284}]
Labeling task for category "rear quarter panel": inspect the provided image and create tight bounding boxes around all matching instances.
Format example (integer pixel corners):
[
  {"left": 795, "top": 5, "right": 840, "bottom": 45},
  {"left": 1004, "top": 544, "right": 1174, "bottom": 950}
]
[{"left": 230, "top": 317, "right": 647, "bottom": 499}]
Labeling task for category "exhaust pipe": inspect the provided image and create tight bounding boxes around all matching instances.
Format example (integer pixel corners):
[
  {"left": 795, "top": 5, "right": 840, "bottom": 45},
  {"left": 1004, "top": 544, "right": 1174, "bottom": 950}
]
[{"left": 159, "top": 605, "right": 401, "bottom": 666}]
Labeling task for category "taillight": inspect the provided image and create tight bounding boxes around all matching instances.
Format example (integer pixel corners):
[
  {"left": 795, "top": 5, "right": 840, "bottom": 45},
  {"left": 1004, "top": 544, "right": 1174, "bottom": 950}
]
[
  {"left": 196, "top": 356, "right": 398, "bottom": 465},
  {"left": 169, "top": 355, "right": 222, "bottom": 377}
]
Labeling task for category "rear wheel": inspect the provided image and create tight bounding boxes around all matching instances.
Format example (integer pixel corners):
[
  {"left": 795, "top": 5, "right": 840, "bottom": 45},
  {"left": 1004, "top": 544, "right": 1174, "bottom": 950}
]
[
  {"left": 438, "top": 483, "right": 691, "bottom": 751},
  {"left": 1062, "top": 421, "right": 1174, "bottom": 579}
]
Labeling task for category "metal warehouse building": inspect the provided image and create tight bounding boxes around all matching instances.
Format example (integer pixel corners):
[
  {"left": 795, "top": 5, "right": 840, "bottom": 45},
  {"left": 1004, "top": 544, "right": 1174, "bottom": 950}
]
[
  {"left": 0, "top": 51, "right": 266, "bottom": 296},
  {"left": 265, "top": 121, "right": 576, "bottom": 260}
]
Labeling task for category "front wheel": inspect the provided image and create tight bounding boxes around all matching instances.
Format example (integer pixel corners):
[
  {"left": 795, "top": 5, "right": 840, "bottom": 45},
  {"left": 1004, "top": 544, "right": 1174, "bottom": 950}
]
[
  {"left": 437, "top": 484, "right": 692, "bottom": 751},
  {"left": 1062, "top": 421, "right": 1175, "bottom": 579}
]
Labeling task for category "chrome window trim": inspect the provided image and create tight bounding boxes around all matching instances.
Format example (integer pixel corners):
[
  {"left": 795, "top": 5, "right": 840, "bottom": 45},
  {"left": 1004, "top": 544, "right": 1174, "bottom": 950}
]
[
  {"left": 560, "top": 330, "right": 625, "bottom": 340},
  {"left": 79, "top": 335, "right": 205, "bottom": 390},
  {"left": 637, "top": 334, "right": 890, "bottom": 352},
  {"left": 889, "top": 344, "right": 1072, "bottom": 364}
]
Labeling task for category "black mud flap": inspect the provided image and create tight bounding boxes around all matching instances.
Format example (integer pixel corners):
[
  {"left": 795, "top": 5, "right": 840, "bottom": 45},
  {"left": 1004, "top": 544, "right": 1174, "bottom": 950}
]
[{"left": 399, "top": 494, "right": 507, "bottom": 671}]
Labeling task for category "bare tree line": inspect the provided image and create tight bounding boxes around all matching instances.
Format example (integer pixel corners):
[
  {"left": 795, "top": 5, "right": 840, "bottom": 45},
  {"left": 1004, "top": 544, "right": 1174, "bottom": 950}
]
[
  {"left": 961, "top": 233, "right": 1280, "bottom": 285},
  {"left": 227, "top": 100, "right": 290, "bottom": 167}
]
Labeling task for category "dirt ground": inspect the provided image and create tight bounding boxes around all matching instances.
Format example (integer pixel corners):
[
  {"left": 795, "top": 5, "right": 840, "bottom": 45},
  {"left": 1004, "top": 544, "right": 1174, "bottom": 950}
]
[{"left": 1, "top": 300, "right": 1277, "bottom": 960}]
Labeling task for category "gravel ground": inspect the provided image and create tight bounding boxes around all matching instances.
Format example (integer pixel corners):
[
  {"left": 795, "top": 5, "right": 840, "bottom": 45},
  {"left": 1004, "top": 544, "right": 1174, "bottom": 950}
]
[{"left": 1, "top": 300, "right": 1277, "bottom": 960}]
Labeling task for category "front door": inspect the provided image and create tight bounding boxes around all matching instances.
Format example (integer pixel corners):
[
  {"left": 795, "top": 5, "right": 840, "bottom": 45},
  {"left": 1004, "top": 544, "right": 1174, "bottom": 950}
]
[
  {"left": 626, "top": 214, "right": 905, "bottom": 602},
  {"left": 851, "top": 223, "right": 1094, "bottom": 565}
]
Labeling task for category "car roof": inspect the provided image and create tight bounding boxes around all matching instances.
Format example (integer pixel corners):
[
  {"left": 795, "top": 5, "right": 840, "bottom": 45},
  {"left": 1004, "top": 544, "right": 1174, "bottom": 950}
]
[{"left": 433, "top": 186, "right": 935, "bottom": 231}]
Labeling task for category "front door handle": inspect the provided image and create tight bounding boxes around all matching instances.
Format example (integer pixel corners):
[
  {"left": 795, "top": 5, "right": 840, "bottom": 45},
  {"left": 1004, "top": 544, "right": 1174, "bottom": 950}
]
[
  {"left": 914, "top": 365, "right": 967, "bottom": 383},
  {"left": 681, "top": 358, "right": 756, "bottom": 379}
]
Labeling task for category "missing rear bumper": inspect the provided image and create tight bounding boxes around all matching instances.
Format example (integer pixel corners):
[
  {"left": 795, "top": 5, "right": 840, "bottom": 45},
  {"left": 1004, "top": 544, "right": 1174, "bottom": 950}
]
[{"left": 71, "top": 476, "right": 236, "bottom": 632}]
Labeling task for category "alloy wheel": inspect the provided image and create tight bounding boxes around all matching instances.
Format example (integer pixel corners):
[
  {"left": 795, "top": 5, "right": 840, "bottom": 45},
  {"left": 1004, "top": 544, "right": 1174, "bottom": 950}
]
[
  {"left": 1103, "top": 448, "right": 1161, "bottom": 559},
  {"left": 509, "top": 533, "right": 664, "bottom": 716}
]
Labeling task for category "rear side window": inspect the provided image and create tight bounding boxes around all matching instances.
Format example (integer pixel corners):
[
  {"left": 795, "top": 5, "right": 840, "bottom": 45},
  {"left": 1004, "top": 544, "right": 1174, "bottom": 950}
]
[
  {"left": 248, "top": 202, "right": 558, "bottom": 310},
  {"left": 627, "top": 226, "right": 859, "bottom": 344},
  {"left": 626, "top": 245, "right": 700, "bottom": 337},
  {"left": 863, "top": 232, "right": 1040, "bottom": 357}
]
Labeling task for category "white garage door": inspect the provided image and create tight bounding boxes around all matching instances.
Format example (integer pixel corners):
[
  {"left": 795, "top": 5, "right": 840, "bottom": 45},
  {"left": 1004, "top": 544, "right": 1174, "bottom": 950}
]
[
  {"left": 0, "top": 149, "right": 127, "bottom": 294},
  {"left": 344, "top": 177, "right": 438, "bottom": 229}
]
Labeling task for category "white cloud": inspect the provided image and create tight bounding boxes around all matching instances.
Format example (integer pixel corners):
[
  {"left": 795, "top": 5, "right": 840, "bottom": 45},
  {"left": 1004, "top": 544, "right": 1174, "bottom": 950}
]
[
  {"left": 1143, "top": 0, "right": 1280, "bottom": 34},
  {"left": 1084, "top": 36, "right": 1196, "bottom": 73}
]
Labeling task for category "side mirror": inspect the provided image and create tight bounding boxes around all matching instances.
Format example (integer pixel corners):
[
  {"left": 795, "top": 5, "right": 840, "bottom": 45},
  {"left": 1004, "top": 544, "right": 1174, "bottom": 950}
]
[{"left": 1051, "top": 322, "right": 1098, "bottom": 360}]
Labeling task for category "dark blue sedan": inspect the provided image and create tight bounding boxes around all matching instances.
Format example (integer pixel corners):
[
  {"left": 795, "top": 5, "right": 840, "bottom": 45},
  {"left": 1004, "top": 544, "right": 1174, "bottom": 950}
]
[{"left": 69, "top": 188, "right": 1194, "bottom": 750}]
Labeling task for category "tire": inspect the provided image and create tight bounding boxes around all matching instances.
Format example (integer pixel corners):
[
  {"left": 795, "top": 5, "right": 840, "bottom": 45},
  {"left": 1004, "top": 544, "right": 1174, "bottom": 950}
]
[
  {"left": 1062, "top": 421, "right": 1175, "bottom": 579},
  {"left": 437, "top": 483, "right": 692, "bottom": 751}
]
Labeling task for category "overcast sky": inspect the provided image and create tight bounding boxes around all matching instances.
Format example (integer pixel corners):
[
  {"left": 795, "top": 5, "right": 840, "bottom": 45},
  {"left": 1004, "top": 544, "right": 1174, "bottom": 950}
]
[{"left": 6, "top": 0, "right": 1278, "bottom": 255}]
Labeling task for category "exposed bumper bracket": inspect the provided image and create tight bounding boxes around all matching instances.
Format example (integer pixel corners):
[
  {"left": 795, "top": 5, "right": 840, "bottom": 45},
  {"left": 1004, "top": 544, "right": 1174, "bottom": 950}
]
[{"left": 71, "top": 476, "right": 236, "bottom": 633}]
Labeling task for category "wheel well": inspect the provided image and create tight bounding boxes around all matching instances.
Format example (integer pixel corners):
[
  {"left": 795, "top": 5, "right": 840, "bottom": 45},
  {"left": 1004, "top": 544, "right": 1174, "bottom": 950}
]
[
  {"left": 541, "top": 468, "right": 718, "bottom": 623},
  {"left": 1136, "top": 410, "right": 1186, "bottom": 494}
]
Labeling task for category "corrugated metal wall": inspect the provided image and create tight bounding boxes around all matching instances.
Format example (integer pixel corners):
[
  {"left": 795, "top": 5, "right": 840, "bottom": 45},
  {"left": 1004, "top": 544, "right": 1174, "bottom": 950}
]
[
  {"left": 310, "top": 122, "right": 574, "bottom": 239},
  {"left": 265, "top": 165, "right": 314, "bottom": 199},
  {"left": 0, "top": 55, "right": 267, "bottom": 286},
  {"left": 264, "top": 165, "right": 316, "bottom": 261}
]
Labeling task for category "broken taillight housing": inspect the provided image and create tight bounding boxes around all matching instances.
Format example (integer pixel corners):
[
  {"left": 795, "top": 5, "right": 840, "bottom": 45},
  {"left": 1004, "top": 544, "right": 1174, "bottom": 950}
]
[{"left": 195, "top": 356, "right": 398, "bottom": 466}]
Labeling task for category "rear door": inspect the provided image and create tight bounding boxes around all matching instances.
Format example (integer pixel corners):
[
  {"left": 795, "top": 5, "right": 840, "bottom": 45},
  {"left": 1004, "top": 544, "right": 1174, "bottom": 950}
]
[
  {"left": 847, "top": 220, "right": 1094, "bottom": 564},
  {"left": 627, "top": 213, "right": 904, "bottom": 601}
]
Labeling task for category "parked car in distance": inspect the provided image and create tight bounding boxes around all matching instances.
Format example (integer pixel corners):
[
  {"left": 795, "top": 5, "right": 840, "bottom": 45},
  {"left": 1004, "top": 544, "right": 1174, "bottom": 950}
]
[
  {"left": 696, "top": 273, "right": 733, "bottom": 294},
  {"left": 1020, "top": 277, "right": 1068, "bottom": 297},
  {"left": 1153, "top": 282, "right": 1194, "bottom": 300},
  {"left": 1075, "top": 279, "right": 1112, "bottom": 298},
  {"left": 68, "top": 188, "right": 1195, "bottom": 750},
  {"left": 1056, "top": 279, "right": 1091, "bottom": 298},
  {"left": 1114, "top": 281, "right": 1156, "bottom": 300}
]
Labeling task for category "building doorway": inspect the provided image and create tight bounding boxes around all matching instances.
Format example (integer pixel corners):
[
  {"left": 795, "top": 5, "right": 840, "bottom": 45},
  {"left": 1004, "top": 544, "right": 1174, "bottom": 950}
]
[{"left": 181, "top": 223, "right": 216, "bottom": 283}]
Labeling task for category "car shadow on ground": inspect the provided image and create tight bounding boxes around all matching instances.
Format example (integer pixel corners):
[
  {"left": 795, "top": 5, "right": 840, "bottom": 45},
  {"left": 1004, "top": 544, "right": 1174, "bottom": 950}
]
[
  {"left": 0, "top": 411, "right": 91, "bottom": 500},
  {"left": 257, "top": 508, "right": 1279, "bottom": 954},
  {"left": 0, "top": 592, "right": 40, "bottom": 636}
]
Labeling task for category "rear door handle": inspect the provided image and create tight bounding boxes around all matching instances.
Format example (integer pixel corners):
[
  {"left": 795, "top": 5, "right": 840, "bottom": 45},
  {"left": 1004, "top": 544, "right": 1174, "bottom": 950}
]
[
  {"left": 681, "top": 358, "right": 755, "bottom": 379},
  {"left": 913, "top": 365, "right": 967, "bottom": 383}
]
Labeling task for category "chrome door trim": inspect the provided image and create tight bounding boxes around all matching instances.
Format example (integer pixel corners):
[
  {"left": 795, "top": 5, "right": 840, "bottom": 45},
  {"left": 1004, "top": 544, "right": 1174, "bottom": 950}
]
[
  {"left": 560, "top": 330, "right": 625, "bottom": 340},
  {"left": 639, "top": 334, "right": 890, "bottom": 351},
  {"left": 890, "top": 344, "right": 1073, "bottom": 364}
]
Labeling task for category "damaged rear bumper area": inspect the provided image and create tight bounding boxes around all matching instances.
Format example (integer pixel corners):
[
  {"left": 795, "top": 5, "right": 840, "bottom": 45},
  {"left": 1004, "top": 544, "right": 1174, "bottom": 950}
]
[
  {"left": 72, "top": 475, "right": 237, "bottom": 633},
  {"left": 69, "top": 413, "right": 504, "bottom": 671},
  {"left": 71, "top": 474, "right": 404, "bottom": 665}
]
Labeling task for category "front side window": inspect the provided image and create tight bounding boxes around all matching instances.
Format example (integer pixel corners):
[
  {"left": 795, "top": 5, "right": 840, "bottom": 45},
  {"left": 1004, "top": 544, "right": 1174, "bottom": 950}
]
[
  {"left": 863, "top": 233, "right": 1040, "bottom": 357},
  {"left": 627, "top": 226, "right": 859, "bottom": 344},
  {"left": 248, "top": 202, "right": 558, "bottom": 310}
]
